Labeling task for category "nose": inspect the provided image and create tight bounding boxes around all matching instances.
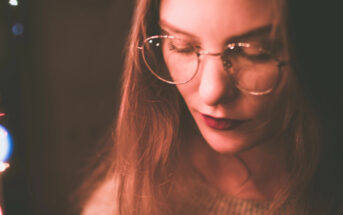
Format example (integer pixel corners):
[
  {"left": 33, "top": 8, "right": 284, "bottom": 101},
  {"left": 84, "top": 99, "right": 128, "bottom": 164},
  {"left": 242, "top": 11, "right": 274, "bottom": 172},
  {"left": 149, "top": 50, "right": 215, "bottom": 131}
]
[{"left": 198, "top": 56, "right": 237, "bottom": 106}]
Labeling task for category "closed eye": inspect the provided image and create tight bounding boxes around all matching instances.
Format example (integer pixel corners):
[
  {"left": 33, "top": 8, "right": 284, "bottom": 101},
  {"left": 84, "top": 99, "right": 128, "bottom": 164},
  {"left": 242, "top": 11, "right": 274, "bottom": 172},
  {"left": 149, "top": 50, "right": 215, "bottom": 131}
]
[
  {"left": 167, "top": 40, "right": 195, "bottom": 55},
  {"left": 226, "top": 42, "right": 274, "bottom": 62}
]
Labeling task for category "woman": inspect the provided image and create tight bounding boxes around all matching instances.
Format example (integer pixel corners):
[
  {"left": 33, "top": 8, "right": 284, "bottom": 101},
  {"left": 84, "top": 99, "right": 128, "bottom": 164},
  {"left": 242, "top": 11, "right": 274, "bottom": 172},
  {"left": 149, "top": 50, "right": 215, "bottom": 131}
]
[{"left": 79, "top": 0, "right": 342, "bottom": 214}]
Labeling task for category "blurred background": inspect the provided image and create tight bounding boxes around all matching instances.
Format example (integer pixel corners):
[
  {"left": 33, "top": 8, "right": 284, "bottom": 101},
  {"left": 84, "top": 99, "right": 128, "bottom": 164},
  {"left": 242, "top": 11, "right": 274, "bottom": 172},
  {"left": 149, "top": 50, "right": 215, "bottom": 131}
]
[{"left": 1, "top": 0, "right": 133, "bottom": 214}]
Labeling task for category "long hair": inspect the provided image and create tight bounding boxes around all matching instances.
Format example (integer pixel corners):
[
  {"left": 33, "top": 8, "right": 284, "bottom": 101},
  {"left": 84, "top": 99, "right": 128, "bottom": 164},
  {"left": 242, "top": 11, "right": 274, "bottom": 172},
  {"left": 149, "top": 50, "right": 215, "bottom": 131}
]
[
  {"left": 113, "top": 0, "right": 182, "bottom": 214},
  {"left": 79, "top": 0, "right": 337, "bottom": 214}
]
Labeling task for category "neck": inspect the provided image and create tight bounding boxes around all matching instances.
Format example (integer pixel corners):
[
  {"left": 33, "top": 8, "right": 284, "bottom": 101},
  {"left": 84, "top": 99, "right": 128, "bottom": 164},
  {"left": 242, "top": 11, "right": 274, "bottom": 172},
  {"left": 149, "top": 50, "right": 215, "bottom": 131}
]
[{"left": 190, "top": 136, "right": 288, "bottom": 201}]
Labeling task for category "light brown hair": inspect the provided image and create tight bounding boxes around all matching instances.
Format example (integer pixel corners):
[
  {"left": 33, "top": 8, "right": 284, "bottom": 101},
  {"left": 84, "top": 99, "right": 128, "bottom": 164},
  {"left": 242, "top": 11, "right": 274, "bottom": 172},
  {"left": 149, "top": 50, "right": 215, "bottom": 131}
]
[{"left": 77, "top": 0, "right": 328, "bottom": 214}]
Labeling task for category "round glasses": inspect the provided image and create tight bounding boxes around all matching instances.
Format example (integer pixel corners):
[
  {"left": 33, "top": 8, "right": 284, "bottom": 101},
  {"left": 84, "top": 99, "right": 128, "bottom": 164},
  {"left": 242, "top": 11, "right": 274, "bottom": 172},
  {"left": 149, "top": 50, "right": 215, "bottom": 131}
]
[{"left": 138, "top": 35, "right": 285, "bottom": 95}]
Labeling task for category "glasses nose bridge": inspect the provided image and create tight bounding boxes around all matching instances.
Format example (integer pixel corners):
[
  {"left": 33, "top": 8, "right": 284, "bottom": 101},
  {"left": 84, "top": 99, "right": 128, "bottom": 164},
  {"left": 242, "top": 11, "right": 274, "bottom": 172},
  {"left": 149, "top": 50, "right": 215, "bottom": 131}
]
[
  {"left": 197, "top": 50, "right": 224, "bottom": 65},
  {"left": 197, "top": 50, "right": 231, "bottom": 70},
  {"left": 198, "top": 50, "right": 223, "bottom": 58}
]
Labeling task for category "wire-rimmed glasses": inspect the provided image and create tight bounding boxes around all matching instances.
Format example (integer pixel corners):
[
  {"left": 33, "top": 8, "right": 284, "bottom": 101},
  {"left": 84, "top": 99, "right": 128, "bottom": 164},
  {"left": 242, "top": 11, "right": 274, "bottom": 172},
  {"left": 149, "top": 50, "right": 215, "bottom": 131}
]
[{"left": 138, "top": 35, "right": 285, "bottom": 96}]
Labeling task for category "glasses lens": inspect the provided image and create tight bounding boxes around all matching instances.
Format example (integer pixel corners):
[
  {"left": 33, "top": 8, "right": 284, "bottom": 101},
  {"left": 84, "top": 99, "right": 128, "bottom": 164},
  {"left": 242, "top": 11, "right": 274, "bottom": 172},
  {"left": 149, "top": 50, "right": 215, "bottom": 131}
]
[
  {"left": 226, "top": 44, "right": 280, "bottom": 94},
  {"left": 142, "top": 37, "right": 198, "bottom": 84}
]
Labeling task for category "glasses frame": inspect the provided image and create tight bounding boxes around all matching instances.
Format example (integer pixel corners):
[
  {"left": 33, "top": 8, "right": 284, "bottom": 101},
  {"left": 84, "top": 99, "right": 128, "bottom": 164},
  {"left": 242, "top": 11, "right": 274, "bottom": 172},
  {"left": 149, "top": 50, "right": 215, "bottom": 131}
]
[{"left": 138, "top": 35, "right": 286, "bottom": 96}]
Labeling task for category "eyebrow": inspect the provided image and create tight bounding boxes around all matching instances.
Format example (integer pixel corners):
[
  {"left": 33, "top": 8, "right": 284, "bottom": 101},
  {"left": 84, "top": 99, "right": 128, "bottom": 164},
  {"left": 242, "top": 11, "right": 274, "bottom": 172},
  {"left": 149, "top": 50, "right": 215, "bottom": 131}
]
[
  {"left": 159, "top": 19, "right": 200, "bottom": 39},
  {"left": 229, "top": 25, "right": 274, "bottom": 42},
  {"left": 159, "top": 19, "right": 273, "bottom": 43}
]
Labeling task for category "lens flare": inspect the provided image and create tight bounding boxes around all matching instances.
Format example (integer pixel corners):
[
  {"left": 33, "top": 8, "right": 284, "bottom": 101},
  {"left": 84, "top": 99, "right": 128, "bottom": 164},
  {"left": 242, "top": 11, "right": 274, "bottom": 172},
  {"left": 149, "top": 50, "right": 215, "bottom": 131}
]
[
  {"left": 0, "top": 125, "right": 12, "bottom": 163},
  {"left": 12, "top": 23, "right": 24, "bottom": 36}
]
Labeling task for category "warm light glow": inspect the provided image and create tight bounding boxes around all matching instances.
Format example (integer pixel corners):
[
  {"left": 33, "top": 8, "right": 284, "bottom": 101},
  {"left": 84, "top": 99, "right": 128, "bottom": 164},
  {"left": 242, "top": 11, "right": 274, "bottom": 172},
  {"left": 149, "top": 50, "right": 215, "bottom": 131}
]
[
  {"left": 0, "top": 162, "right": 9, "bottom": 172},
  {"left": 0, "top": 125, "right": 12, "bottom": 162},
  {"left": 0, "top": 205, "right": 3, "bottom": 215},
  {"left": 9, "top": 0, "right": 18, "bottom": 6},
  {"left": 0, "top": 113, "right": 5, "bottom": 117}
]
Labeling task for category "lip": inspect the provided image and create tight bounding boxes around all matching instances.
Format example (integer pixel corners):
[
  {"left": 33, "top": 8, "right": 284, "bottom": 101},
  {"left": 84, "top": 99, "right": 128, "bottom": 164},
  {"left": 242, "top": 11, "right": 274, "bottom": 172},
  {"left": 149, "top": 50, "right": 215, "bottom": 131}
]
[{"left": 200, "top": 114, "right": 247, "bottom": 130}]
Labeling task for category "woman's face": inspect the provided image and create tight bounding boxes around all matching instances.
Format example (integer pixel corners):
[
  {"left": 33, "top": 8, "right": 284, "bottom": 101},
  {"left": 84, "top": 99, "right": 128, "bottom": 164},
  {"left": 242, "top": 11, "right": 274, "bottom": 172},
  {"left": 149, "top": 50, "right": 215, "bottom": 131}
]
[{"left": 160, "top": 0, "right": 288, "bottom": 153}]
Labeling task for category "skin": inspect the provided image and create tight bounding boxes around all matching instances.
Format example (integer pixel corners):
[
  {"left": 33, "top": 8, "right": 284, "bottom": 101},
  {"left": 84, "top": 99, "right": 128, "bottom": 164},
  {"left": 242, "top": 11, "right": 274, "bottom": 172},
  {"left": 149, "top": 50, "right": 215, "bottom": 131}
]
[{"left": 160, "top": 0, "right": 289, "bottom": 200}]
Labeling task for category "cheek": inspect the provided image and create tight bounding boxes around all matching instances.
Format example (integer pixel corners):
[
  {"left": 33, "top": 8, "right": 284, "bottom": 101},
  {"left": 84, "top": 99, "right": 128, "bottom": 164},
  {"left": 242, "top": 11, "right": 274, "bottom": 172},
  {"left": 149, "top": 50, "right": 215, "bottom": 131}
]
[
  {"left": 244, "top": 68, "right": 292, "bottom": 119},
  {"left": 175, "top": 83, "right": 197, "bottom": 106},
  {"left": 242, "top": 96, "right": 277, "bottom": 118}
]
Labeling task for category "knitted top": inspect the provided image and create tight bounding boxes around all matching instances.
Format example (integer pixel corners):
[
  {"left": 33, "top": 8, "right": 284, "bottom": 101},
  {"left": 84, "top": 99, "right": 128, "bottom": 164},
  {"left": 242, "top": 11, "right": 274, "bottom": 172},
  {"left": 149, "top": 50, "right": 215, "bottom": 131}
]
[
  {"left": 168, "top": 167, "right": 272, "bottom": 215},
  {"left": 83, "top": 167, "right": 274, "bottom": 215}
]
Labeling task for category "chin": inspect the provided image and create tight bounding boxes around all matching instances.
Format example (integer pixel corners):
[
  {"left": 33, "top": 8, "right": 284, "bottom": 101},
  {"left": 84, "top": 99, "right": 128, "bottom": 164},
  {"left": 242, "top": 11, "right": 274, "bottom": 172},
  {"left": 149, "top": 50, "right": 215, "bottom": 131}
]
[{"left": 198, "top": 125, "right": 258, "bottom": 155}]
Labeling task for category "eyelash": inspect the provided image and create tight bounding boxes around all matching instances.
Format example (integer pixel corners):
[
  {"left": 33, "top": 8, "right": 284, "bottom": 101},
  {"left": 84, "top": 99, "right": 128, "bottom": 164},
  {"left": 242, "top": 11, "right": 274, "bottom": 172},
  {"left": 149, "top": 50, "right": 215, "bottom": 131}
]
[
  {"left": 165, "top": 37, "right": 281, "bottom": 62},
  {"left": 167, "top": 41, "right": 195, "bottom": 55},
  {"left": 233, "top": 45, "right": 272, "bottom": 61}
]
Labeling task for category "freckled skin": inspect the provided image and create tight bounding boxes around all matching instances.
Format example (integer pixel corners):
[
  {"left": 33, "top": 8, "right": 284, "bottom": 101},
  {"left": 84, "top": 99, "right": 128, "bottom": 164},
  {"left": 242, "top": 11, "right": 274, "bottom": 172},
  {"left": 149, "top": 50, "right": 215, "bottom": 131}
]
[{"left": 160, "top": 0, "right": 286, "bottom": 154}]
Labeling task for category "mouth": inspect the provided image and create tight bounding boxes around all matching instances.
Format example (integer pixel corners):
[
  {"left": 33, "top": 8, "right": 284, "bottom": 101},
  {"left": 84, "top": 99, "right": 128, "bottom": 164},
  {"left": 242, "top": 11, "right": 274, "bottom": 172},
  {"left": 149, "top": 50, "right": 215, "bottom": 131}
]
[{"left": 200, "top": 114, "right": 247, "bottom": 130}]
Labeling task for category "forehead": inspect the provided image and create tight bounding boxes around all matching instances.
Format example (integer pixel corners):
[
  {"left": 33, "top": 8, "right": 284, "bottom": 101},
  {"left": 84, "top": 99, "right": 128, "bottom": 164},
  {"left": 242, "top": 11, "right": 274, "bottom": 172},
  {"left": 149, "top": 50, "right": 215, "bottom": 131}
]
[{"left": 160, "top": 0, "right": 275, "bottom": 44}]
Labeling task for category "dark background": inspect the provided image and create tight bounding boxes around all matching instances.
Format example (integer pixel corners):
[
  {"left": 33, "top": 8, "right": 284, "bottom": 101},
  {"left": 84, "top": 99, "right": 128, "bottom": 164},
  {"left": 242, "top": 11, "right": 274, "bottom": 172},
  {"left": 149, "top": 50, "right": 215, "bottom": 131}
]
[
  {"left": 2, "top": 1, "right": 133, "bottom": 214},
  {"left": 1, "top": 0, "right": 342, "bottom": 215}
]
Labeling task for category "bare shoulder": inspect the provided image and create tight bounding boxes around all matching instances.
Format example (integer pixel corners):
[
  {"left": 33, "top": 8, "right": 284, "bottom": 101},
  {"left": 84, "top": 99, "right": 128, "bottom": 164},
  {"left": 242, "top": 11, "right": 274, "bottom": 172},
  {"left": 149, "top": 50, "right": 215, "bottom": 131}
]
[{"left": 82, "top": 175, "right": 117, "bottom": 215}]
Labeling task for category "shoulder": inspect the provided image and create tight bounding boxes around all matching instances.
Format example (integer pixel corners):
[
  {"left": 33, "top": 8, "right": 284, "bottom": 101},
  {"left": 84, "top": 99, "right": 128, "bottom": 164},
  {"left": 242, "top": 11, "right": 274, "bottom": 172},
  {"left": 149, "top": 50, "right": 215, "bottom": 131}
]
[{"left": 82, "top": 175, "right": 117, "bottom": 215}]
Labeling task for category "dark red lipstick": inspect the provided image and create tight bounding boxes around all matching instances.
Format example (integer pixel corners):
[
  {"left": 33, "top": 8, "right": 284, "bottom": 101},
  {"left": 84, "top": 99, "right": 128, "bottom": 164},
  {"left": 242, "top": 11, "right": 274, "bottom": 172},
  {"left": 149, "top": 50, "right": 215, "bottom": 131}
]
[{"left": 201, "top": 114, "right": 246, "bottom": 130}]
